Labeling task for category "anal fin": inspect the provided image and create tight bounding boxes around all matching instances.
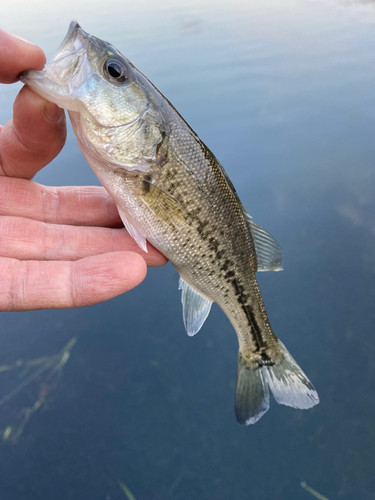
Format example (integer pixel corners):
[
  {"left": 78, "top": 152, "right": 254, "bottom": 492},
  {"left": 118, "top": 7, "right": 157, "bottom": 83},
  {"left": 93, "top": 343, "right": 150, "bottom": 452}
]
[{"left": 178, "top": 278, "right": 212, "bottom": 336}]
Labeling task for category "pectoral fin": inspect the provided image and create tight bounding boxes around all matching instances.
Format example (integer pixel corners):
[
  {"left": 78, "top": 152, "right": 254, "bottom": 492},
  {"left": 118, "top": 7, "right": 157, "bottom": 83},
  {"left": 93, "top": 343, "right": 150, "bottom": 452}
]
[
  {"left": 178, "top": 278, "right": 212, "bottom": 336},
  {"left": 139, "top": 179, "right": 190, "bottom": 230},
  {"left": 117, "top": 207, "right": 148, "bottom": 253},
  {"left": 244, "top": 212, "right": 283, "bottom": 272}
]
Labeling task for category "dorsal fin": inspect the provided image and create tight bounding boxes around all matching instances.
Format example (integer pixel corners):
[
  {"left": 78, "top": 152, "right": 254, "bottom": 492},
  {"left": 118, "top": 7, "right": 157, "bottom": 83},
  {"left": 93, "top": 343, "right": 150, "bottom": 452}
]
[{"left": 244, "top": 212, "right": 283, "bottom": 272}]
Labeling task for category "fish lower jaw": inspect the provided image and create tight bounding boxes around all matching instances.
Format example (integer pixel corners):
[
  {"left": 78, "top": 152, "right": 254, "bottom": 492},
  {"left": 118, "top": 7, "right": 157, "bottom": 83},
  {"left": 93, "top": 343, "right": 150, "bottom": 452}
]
[{"left": 20, "top": 72, "right": 80, "bottom": 112}]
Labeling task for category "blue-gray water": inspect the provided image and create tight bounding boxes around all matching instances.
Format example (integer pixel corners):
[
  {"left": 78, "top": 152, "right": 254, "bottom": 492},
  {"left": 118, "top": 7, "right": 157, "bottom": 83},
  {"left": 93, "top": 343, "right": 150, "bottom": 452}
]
[{"left": 1, "top": 1, "right": 375, "bottom": 498}]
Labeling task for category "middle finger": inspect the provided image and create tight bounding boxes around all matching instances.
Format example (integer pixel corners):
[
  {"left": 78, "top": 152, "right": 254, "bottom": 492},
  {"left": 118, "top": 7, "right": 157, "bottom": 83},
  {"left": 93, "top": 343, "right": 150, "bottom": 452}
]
[
  {"left": 0, "top": 216, "right": 167, "bottom": 267},
  {"left": 0, "top": 177, "right": 123, "bottom": 227}
]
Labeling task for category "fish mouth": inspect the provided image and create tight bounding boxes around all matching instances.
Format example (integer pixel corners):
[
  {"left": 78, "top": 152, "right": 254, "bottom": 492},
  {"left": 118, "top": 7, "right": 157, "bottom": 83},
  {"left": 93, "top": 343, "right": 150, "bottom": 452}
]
[
  {"left": 57, "top": 20, "right": 87, "bottom": 55},
  {"left": 20, "top": 20, "right": 93, "bottom": 111}
]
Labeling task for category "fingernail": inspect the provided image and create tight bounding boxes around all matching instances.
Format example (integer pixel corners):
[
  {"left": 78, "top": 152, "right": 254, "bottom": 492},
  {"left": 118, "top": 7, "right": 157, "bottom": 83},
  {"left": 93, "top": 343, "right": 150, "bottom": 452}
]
[{"left": 43, "top": 101, "right": 62, "bottom": 122}]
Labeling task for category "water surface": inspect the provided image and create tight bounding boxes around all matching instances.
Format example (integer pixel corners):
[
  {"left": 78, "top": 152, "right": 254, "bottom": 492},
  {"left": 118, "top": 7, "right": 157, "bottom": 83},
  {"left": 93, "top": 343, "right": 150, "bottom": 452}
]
[{"left": 1, "top": 1, "right": 375, "bottom": 498}]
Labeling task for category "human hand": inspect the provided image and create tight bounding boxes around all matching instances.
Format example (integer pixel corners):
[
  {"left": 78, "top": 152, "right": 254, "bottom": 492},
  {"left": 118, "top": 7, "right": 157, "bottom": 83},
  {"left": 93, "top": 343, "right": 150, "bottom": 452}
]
[{"left": 0, "top": 29, "right": 167, "bottom": 311}]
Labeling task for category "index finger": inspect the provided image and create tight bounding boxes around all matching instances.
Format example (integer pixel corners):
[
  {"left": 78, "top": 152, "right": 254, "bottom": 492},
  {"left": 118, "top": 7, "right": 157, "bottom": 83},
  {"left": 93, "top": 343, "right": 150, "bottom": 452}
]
[{"left": 0, "top": 29, "right": 45, "bottom": 84}]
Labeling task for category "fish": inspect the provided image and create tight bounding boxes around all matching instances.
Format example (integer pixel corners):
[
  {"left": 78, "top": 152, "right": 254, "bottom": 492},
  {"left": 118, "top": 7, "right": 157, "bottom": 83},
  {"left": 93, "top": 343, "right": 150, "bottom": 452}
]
[{"left": 21, "top": 21, "right": 319, "bottom": 424}]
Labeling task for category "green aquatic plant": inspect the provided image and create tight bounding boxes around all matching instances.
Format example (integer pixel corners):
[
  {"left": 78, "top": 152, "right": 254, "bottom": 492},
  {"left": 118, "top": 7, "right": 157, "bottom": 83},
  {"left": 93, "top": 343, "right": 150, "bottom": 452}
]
[
  {"left": 0, "top": 337, "right": 77, "bottom": 443},
  {"left": 301, "top": 481, "right": 330, "bottom": 500},
  {"left": 118, "top": 480, "right": 137, "bottom": 500}
]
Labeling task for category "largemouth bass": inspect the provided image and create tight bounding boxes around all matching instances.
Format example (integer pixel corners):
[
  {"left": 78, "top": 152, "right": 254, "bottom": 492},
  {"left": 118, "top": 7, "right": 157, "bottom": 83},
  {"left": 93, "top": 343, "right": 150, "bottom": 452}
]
[{"left": 21, "top": 21, "right": 319, "bottom": 424}]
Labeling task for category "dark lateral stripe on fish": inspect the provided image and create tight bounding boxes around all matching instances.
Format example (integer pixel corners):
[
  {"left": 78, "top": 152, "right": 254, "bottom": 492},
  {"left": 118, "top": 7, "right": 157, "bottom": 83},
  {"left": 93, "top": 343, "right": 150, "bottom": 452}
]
[
  {"left": 243, "top": 304, "right": 270, "bottom": 358},
  {"left": 230, "top": 277, "right": 269, "bottom": 356}
]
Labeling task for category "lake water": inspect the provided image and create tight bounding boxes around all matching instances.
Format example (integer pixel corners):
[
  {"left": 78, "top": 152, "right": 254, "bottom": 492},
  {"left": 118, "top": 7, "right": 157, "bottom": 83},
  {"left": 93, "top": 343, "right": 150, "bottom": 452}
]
[{"left": 1, "top": 0, "right": 375, "bottom": 499}]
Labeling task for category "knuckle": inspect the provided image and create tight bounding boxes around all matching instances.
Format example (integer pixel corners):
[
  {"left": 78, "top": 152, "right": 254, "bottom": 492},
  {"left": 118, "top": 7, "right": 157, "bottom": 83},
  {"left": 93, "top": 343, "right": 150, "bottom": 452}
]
[{"left": 41, "top": 186, "right": 60, "bottom": 222}]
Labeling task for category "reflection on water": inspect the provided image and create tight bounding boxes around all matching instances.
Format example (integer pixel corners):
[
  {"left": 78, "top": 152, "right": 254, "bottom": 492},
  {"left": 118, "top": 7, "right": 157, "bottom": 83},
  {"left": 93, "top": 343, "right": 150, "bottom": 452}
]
[{"left": 1, "top": 0, "right": 375, "bottom": 499}]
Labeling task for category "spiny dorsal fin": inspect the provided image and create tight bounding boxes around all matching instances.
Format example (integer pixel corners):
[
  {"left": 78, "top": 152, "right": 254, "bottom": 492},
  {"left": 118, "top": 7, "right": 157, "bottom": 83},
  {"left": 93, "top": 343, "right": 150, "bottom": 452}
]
[
  {"left": 178, "top": 278, "right": 212, "bottom": 336},
  {"left": 244, "top": 212, "right": 283, "bottom": 272}
]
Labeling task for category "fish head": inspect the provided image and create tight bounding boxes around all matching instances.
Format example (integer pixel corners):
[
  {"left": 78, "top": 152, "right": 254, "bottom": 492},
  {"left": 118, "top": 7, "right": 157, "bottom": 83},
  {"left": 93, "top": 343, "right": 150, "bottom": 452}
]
[
  {"left": 21, "top": 21, "right": 147, "bottom": 126},
  {"left": 21, "top": 21, "right": 148, "bottom": 126},
  {"left": 21, "top": 21, "right": 164, "bottom": 172}
]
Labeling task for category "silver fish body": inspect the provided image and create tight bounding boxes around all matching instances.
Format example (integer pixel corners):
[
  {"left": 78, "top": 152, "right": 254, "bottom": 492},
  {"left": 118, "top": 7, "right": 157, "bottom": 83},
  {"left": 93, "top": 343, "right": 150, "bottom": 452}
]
[{"left": 21, "top": 22, "right": 319, "bottom": 424}]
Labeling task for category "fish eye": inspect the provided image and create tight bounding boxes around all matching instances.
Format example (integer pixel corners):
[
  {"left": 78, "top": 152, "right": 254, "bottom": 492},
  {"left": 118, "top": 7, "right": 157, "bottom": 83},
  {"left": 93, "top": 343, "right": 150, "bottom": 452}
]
[{"left": 103, "top": 57, "right": 128, "bottom": 84}]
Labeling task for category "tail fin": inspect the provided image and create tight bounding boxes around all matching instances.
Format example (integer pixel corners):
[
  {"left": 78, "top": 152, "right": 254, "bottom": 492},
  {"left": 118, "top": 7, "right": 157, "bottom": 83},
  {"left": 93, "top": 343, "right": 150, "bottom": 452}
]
[
  {"left": 235, "top": 354, "right": 270, "bottom": 425},
  {"left": 264, "top": 340, "right": 319, "bottom": 409},
  {"left": 235, "top": 341, "right": 319, "bottom": 425}
]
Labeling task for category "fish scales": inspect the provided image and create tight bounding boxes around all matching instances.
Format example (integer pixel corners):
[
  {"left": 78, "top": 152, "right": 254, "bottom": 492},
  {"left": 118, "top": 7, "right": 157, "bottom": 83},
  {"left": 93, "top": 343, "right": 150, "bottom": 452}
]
[
  {"left": 21, "top": 21, "right": 319, "bottom": 424},
  {"left": 162, "top": 114, "right": 278, "bottom": 358},
  {"left": 109, "top": 115, "right": 275, "bottom": 359}
]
